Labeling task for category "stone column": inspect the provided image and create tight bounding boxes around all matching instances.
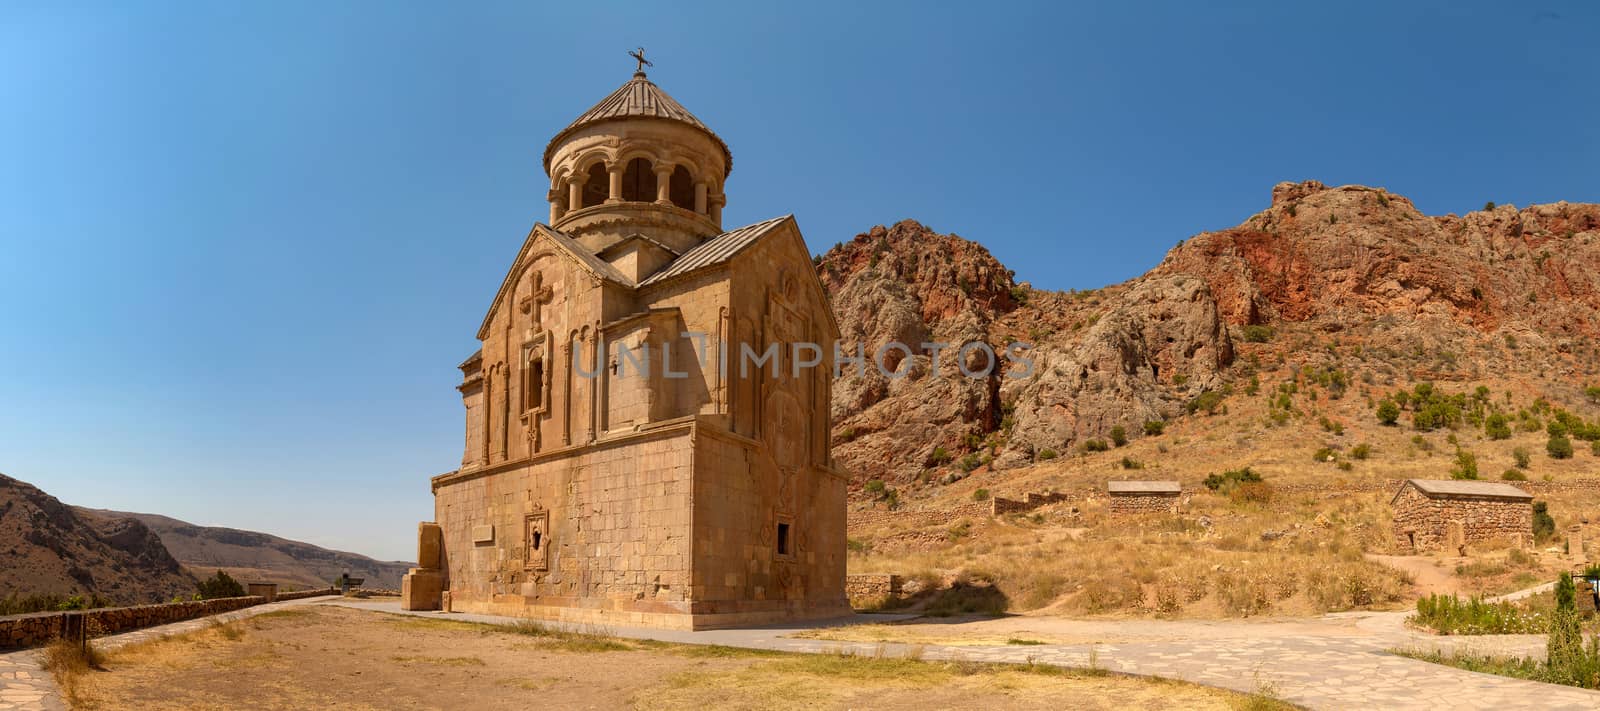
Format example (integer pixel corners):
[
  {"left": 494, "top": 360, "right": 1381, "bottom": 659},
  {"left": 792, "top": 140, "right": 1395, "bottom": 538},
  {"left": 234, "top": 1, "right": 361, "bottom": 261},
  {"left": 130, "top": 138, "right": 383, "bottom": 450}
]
[
  {"left": 654, "top": 165, "right": 673, "bottom": 205},
  {"left": 549, "top": 189, "right": 564, "bottom": 223},
  {"left": 710, "top": 193, "right": 724, "bottom": 227},
  {"left": 694, "top": 181, "right": 708, "bottom": 214},
  {"left": 607, "top": 164, "right": 623, "bottom": 204},
  {"left": 568, "top": 177, "right": 583, "bottom": 213}
]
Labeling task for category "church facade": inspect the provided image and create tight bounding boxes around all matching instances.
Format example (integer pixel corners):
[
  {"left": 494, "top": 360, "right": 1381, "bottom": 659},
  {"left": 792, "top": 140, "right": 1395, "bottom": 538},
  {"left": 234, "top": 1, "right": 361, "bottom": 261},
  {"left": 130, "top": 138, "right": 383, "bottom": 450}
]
[{"left": 401, "top": 67, "right": 850, "bottom": 629}]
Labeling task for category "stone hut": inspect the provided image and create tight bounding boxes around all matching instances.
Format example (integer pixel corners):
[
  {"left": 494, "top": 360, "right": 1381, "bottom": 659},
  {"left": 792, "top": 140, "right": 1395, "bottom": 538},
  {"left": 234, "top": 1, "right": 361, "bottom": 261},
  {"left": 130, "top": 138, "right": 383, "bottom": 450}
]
[
  {"left": 1106, "top": 481, "right": 1181, "bottom": 514},
  {"left": 1390, "top": 479, "right": 1532, "bottom": 552}
]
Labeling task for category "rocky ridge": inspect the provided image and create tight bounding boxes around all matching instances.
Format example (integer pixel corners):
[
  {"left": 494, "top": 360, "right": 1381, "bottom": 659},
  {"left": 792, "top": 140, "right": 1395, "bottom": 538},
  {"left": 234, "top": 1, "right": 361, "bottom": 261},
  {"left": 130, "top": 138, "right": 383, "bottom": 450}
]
[{"left": 819, "top": 182, "right": 1600, "bottom": 487}]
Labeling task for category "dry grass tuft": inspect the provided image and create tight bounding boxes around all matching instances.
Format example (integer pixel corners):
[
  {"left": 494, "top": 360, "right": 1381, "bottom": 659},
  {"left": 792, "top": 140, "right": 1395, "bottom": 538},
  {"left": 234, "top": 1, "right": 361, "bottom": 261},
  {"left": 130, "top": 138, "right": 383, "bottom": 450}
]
[{"left": 41, "top": 638, "right": 102, "bottom": 705}]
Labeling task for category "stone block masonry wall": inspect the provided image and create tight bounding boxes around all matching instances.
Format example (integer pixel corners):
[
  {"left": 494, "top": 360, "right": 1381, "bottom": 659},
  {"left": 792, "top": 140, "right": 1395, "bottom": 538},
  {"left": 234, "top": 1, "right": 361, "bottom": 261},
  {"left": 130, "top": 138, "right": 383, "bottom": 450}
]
[
  {"left": 0, "top": 588, "right": 336, "bottom": 650},
  {"left": 844, "top": 574, "right": 902, "bottom": 608},
  {"left": 1108, "top": 493, "right": 1180, "bottom": 515}
]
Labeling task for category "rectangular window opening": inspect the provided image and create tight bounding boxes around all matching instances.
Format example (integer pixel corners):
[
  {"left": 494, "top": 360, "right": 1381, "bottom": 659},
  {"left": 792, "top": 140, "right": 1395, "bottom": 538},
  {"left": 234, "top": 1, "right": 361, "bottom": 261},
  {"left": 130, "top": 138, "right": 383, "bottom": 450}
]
[{"left": 776, "top": 522, "right": 791, "bottom": 556}]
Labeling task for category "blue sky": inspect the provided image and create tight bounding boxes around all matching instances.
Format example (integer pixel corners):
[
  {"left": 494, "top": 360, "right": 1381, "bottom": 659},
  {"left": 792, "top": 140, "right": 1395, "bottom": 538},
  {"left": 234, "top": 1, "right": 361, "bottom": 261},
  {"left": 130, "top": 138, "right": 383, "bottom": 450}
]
[{"left": 1, "top": 2, "right": 1595, "bottom": 562}]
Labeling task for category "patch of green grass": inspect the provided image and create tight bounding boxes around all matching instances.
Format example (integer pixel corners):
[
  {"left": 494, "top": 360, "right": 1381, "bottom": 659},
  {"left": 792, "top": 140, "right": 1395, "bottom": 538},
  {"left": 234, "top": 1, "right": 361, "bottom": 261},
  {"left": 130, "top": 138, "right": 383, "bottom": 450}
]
[
  {"left": 1006, "top": 638, "right": 1047, "bottom": 646},
  {"left": 1410, "top": 593, "right": 1549, "bottom": 635}
]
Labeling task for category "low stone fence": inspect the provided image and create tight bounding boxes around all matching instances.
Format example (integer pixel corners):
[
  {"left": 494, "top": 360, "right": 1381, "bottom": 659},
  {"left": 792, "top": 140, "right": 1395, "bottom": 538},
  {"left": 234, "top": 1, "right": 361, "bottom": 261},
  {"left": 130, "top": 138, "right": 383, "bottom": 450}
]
[
  {"left": 990, "top": 491, "right": 1074, "bottom": 516},
  {"left": 0, "top": 587, "right": 337, "bottom": 651},
  {"left": 845, "top": 574, "right": 903, "bottom": 609}
]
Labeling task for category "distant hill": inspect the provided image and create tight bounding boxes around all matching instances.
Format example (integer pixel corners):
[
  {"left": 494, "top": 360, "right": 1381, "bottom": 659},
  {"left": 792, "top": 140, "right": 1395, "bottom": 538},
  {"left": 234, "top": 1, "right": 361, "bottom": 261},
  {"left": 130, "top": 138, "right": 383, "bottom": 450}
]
[
  {"left": 0, "top": 473, "right": 195, "bottom": 604},
  {"left": 80, "top": 508, "right": 414, "bottom": 590}
]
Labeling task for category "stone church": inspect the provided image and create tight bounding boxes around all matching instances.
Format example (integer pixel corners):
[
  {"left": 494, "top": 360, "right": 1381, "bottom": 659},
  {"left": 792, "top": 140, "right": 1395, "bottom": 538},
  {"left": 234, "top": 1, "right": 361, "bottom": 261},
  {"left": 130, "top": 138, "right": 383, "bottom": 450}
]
[{"left": 401, "top": 65, "right": 849, "bottom": 629}]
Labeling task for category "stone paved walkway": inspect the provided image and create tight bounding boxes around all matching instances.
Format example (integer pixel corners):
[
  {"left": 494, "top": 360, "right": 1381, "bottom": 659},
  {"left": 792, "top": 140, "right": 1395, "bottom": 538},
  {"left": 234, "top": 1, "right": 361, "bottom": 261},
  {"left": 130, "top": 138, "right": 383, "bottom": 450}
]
[
  {"left": 5, "top": 592, "right": 1599, "bottom": 710},
  {"left": 326, "top": 599, "right": 1600, "bottom": 710},
  {"left": 0, "top": 595, "right": 338, "bottom": 711}
]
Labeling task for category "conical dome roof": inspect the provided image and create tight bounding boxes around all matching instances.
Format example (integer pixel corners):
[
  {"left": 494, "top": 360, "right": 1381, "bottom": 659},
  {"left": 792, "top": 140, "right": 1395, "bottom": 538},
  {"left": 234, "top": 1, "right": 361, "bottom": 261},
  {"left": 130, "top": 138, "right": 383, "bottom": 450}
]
[{"left": 543, "top": 72, "right": 732, "bottom": 177}]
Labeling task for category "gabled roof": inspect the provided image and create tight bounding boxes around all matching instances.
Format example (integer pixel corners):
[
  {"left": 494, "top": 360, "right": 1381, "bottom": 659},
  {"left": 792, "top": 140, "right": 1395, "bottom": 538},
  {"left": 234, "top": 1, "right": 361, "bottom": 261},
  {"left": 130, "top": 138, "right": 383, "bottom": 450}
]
[
  {"left": 1107, "top": 480, "right": 1182, "bottom": 494},
  {"left": 597, "top": 233, "right": 681, "bottom": 259},
  {"left": 543, "top": 71, "right": 732, "bottom": 177},
  {"left": 1392, "top": 479, "right": 1532, "bottom": 503},
  {"left": 475, "top": 224, "right": 634, "bottom": 340},
  {"left": 638, "top": 216, "right": 791, "bottom": 287}
]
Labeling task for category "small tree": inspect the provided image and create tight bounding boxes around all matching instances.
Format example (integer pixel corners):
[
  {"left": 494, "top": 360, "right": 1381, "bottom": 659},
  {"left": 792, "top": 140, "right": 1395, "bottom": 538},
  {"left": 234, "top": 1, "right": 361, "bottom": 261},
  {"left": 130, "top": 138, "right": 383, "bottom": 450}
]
[
  {"left": 1450, "top": 449, "right": 1479, "bottom": 480},
  {"left": 197, "top": 570, "right": 245, "bottom": 600},
  {"left": 1109, "top": 425, "right": 1128, "bottom": 447},
  {"left": 1143, "top": 420, "right": 1165, "bottom": 436},
  {"left": 1513, "top": 447, "right": 1532, "bottom": 468},
  {"left": 1545, "top": 572, "right": 1593, "bottom": 686},
  {"left": 1534, "top": 501, "right": 1557, "bottom": 542},
  {"left": 1376, "top": 399, "right": 1400, "bottom": 426}
]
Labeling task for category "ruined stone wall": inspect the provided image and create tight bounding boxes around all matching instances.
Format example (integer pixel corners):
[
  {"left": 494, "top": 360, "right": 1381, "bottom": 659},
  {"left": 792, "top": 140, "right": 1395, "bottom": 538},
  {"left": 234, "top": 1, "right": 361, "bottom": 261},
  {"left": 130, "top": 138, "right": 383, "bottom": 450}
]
[
  {"left": 844, "top": 574, "right": 902, "bottom": 608},
  {"left": 1108, "top": 492, "right": 1180, "bottom": 515},
  {"left": 990, "top": 491, "right": 1074, "bottom": 516},
  {"left": 1391, "top": 486, "right": 1531, "bottom": 551},
  {"left": 0, "top": 590, "right": 335, "bottom": 651}
]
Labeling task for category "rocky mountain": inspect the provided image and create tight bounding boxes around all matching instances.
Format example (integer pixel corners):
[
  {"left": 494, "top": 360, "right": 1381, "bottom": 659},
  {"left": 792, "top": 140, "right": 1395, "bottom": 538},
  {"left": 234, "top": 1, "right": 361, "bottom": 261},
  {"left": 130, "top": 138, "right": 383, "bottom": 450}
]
[
  {"left": 0, "top": 473, "right": 195, "bottom": 604},
  {"left": 820, "top": 181, "right": 1600, "bottom": 487},
  {"left": 82, "top": 509, "right": 413, "bottom": 590}
]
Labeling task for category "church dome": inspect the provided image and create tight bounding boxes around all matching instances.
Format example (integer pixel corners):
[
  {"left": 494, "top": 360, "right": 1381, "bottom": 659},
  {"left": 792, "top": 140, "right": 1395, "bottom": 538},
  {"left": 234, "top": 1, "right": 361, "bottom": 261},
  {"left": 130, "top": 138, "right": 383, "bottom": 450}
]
[
  {"left": 542, "top": 72, "right": 732, "bottom": 178},
  {"left": 543, "top": 66, "right": 734, "bottom": 252}
]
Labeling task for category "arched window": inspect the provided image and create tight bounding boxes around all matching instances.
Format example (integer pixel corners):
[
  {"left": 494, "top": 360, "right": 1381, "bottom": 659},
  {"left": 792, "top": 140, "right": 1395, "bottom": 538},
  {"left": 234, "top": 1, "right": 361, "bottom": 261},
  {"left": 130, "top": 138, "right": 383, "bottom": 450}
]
[
  {"left": 581, "top": 163, "right": 608, "bottom": 208},
  {"left": 669, "top": 166, "right": 695, "bottom": 210},
  {"left": 620, "top": 158, "right": 656, "bottom": 202}
]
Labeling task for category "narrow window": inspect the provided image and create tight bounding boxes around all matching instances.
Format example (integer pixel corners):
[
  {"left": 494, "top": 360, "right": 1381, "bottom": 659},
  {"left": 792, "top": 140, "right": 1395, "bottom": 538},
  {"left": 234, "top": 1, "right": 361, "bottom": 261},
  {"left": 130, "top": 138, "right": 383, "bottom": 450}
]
[
  {"left": 776, "top": 522, "right": 791, "bottom": 556},
  {"left": 523, "top": 355, "right": 546, "bottom": 413}
]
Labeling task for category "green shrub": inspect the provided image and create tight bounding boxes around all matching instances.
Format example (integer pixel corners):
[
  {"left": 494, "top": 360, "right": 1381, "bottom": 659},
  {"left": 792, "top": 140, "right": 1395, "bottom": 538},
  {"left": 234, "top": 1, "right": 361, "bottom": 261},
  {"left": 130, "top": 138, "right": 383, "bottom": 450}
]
[
  {"left": 1082, "top": 439, "right": 1110, "bottom": 453},
  {"left": 1036, "top": 448, "right": 1058, "bottom": 461},
  {"left": 1109, "top": 425, "right": 1128, "bottom": 447},
  {"left": 1313, "top": 447, "right": 1337, "bottom": 463},
  {"left": 972, "top": 488, "right": 990, "bottom": 502},
  {"left": 1485, "top": 413, "right": 1512, "bottom": 440},
  {"left": 1548, "top": 434, "right": 1575, "bottom": 459},
  {"left": 1350, "top": 443, "right": 1372, "bottom": 460},
  {"left": 1502, "top": 469, "right": 1527, "bottom": 481},
  {"left": 1186, "top": 390, "right": 1225, "bottom": 415},
  {"left": 927, "top": 446, "right": 953, "bottom": 466},
  {"left": 1513, "top": 447, "right": 1531, "bottom": 468},
  {"left": 957, "top": 453, "right": 983, "bottom": 472},
  {"left": 1241, "top": 325, "right": 1274, "bottom": 343},
  {"left": 1376, "top": 399, "right": 1400, "bottom": 426},
  {"left": 1119, "top": 456, "right": 1143, "bottom": 470},
  {"left": 0, "top": 593, "right": 114, "bottom": 616},
  {"left": 1203, "top": 467, "right": 1262, "bottom": 493},
  {"left": 1142, "top": 420, "right": 1165, "bottom": 436}
]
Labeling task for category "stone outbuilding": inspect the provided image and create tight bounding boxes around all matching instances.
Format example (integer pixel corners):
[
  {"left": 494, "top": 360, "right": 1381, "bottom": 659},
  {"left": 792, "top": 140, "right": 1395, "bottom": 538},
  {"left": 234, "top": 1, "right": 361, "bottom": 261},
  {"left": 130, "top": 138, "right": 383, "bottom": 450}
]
[
  {"left": 1390, "top": 479, "right": 1532, "bottom": 552},
  {"left": 1106, "top": 481, "right": 1181, "bottom": 514}
]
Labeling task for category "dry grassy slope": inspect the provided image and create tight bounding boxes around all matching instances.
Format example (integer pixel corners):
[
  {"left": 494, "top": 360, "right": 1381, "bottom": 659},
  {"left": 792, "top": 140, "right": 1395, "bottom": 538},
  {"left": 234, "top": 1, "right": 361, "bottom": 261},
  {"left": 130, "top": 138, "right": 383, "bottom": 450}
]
[
  {"left": 825, "top": 182, "right": 1600, "bottom": 618},
  {"left": 81, "top": 508, "right": 414, "bottom": 590},
  {"left": 0, "top": 473, "right": 195, "bottom": 604}
]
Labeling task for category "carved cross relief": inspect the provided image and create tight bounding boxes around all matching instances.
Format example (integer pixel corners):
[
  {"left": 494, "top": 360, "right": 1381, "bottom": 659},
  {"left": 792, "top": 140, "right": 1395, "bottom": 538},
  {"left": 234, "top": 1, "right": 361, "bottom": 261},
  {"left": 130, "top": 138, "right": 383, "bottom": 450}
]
[{"left": 518, "top": 270, "right": 555, "bottom": 333}]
